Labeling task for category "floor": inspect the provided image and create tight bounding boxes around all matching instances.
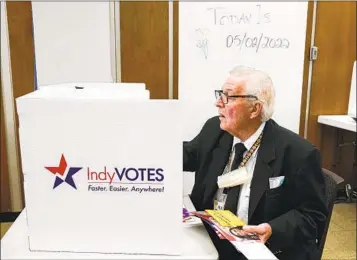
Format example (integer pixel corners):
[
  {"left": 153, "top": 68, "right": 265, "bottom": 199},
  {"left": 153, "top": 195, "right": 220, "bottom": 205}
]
[
  {"left": 321, "top": 203, "right": 356, "bottom": 259},
  {"left": 1, "top": 203, "right": 356, "bottom": 259}
]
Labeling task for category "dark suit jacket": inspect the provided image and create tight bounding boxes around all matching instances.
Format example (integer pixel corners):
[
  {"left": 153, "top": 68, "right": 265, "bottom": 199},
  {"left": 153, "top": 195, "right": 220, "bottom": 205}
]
[{"left": 183, "top": 117, "right": 328, "bottom": 260}]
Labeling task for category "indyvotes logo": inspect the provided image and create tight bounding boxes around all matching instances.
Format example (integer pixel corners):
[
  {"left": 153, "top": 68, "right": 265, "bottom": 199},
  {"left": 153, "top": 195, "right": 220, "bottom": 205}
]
[
  {"left": 45, "top": 154, "right": 165, "bottom": 194},
  {"left": 87, "top": 166, "right": 165, "bottom": 193},
  {"left": 45, "top": 154, "right": 82, "bottom": 189}
]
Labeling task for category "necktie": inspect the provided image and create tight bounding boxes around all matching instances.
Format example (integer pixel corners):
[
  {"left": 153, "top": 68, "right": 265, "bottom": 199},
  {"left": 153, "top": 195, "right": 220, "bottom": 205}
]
[{"left": 224, "top": 143, "right": 247, "bottom": 214}]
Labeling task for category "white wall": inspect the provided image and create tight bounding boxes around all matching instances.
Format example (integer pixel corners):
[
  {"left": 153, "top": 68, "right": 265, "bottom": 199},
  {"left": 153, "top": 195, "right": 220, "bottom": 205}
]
[
  {"left": 348, "top": 61, "right": 356, "bottom": 117},
  {"left": 32, "top": 2, "right": 114, "bottom": 87}
]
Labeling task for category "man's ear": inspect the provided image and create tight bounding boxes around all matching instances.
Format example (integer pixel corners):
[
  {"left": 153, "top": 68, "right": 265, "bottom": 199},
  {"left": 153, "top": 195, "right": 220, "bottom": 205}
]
[{"left": 250, "top": 102, "right": 262, "bottom": 119}]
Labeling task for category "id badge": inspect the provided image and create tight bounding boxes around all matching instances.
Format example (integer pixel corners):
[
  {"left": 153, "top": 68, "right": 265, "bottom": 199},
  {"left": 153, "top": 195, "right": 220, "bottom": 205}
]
[{"left": 214, "top": 193, "right": 227, "bottom": 210}]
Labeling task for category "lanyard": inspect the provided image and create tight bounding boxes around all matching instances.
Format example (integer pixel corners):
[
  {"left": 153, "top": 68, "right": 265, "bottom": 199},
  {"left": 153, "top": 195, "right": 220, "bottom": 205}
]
[
  {"left": 222, "top": 131, "right": 264, "bottom": 176},
  {"left": 220, "top": 132, "right": 263, "bottom": 195}
]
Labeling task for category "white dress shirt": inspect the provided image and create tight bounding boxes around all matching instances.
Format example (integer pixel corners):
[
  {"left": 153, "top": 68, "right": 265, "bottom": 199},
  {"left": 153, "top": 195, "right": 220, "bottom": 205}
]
[{"left": 214, "top": 122, "right": 266, "bottom": 224}]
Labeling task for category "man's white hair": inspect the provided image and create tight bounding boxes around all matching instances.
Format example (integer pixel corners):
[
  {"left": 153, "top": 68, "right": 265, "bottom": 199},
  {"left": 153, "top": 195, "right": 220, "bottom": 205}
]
[{"left": 229, "top": 65, "right": 275, "bottom": 122}]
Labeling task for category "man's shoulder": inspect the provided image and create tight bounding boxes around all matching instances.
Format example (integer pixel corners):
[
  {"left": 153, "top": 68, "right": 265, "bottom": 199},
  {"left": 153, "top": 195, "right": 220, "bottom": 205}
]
[
  {"left": 269, "top": 120, "right": 317, "bottom": 154},
  {"left": 203, "top": 116, "right": 221, "bottom": 129},
  {"left": 199, "top": 116, "right": 222, "bottom": 138}
]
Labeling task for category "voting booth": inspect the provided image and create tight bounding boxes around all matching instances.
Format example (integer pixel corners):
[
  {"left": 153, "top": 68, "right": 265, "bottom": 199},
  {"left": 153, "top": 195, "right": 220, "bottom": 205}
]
[{"left": 16, "top": 84, "right": 183, "bottom": 255}]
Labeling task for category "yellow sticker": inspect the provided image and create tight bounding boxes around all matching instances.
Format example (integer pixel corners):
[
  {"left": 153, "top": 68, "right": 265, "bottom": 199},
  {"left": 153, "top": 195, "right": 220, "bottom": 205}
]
[{"left": 205, "top": 210, "right": 246, "bottom": 227}]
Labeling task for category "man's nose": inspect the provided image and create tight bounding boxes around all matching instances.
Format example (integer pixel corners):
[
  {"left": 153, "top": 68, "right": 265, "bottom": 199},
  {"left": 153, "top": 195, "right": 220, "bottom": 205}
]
[{"left": 215, "top": 97, "right": 224, "bottom": 108}]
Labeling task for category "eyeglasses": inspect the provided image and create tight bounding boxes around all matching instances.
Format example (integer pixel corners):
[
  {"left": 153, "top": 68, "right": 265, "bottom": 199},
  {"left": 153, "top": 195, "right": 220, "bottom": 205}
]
[{"left": 215, "top": 90, "right": 258, "bottom": 104}]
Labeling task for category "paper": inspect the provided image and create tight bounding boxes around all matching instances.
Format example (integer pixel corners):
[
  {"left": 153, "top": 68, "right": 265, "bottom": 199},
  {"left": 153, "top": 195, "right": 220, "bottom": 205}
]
[
  {"left": 233, "top": 241, "right": 278, "bottom": 260},
  {"left": 217, "top": 167, "right": 251, "bottom": 188},
  {"left": 269, "top": 176, "right": 285, "bottom": 189},
  {"left": 183, "top": 205, "right": 202, "bottom": 227},
  {"left": 192, "top": 211, "right": 258, "bottom": 242},
  {"left": 205, "top": 210, "right": 245, "bottom": 227},
  {"left": 192, "top": 211, "right": 277, "bottom": 260}
]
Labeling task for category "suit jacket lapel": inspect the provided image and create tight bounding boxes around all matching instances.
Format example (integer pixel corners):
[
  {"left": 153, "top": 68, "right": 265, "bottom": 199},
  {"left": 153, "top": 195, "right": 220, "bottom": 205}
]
[
  {"left": 202, "top": 131, "right": 233, "bottom": 209},
  {"left": 248, "top": 120, "right": 276, "bottom": 222}
]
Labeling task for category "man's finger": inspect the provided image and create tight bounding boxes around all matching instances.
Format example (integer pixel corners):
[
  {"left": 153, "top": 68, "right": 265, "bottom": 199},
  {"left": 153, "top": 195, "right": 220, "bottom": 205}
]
[
  {"left": 260, "top": 235, "right": 268, "bottom": 243},
  {"left": 243, "top": 225, "right": 263, "bottom": 234},
  {"left": 242, "top": 225, "right": 256, "bottom": 232}
]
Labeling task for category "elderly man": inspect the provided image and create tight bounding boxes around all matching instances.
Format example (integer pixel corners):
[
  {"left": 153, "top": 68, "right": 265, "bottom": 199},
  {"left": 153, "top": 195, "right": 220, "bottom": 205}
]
[{"left": 183, "top": 66, "right": 327, "bottom": 260}]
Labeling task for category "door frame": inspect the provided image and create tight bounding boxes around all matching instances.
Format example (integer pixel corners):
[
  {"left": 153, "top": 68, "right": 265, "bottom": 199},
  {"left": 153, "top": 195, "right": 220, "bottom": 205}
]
[{"left": 0, "top": 1, "right": 23, "bottom": 212}]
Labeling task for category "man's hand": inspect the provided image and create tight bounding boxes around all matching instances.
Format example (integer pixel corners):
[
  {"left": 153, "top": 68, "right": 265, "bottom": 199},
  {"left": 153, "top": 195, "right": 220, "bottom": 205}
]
[{"left": 242, "top": 223, "right": 272, "bottom": 243}]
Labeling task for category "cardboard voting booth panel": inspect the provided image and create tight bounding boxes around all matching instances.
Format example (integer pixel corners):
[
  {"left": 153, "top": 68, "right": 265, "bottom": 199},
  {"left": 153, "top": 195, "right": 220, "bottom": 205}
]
[
  {"left": 38, "top": 82, "right": 146, "bottom": 89},
  {"left": 37, "top": 82, "right": 150, "bottom": 100},
  {"left": 38, "top": 82, "right": 147, "bottom": 92},
  {"left": 16, "top": 88, "right": 183, "bottom": 255}
]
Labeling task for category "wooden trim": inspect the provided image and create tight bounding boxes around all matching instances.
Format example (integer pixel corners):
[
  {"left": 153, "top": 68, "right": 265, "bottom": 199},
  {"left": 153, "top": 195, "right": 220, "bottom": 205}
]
[
  {"left": 0, "top": 76, "right": 12, "bottom": 213},
  {"left": 305, "top": 2, "right": 356, "bottom": 147},
  {"left": 299, "top": 1, "right": 314, "bottom": 138},
  {"left": 173, "top": 1, "right": 178, "bottom": 99},
  {"left": 6, "top": 1, "right": 36, "bottom": 211},
  {"left": 119, "top": 1, "right": 169, "bottom": 99},
  {"left": 1, "top": 1, "right": 23, "bottom": 213}
]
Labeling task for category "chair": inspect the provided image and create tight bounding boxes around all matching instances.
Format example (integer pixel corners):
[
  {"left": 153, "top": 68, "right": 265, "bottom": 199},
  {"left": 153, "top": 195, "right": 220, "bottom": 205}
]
[{"left": 317, "top": 168, "right": 344, "bottom": 259}]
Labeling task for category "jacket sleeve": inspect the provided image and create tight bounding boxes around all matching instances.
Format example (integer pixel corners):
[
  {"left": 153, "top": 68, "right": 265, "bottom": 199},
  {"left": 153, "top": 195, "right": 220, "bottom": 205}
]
[
  {"left": 183, "top": 121, "right": 205, "bottom": 172},
  {"left": 183, "top": 137, "right": 199, "bottom": 172},
  {"left": 183, "top": 117, "right": 216, "bottom": 172},
  {"left": 267, "top": 148, "right": 328, "bottom": 251}
]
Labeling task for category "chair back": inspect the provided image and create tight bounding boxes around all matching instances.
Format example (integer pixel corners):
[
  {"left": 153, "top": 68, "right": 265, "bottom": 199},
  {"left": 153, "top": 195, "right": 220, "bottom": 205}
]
[{"left": 317, "top": 168, "right": 342, "bottom": 259}]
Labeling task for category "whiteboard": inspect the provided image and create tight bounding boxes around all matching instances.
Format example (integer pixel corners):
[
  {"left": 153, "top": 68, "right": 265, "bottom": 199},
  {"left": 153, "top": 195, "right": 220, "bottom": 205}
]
[
  {"left": 348, "top": 61, "right": 356, "bottom": 117},
  {"left": 179, "top": 2, "right": 308, "bottom": 141},
  {"left": 32, "top": 2, "right": 113, "bottom": 86}
]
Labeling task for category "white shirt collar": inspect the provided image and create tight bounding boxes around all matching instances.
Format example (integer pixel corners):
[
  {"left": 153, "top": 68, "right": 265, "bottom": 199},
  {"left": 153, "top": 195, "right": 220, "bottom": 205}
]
[{"left": 233, "top": 122, "right": 266, "bottom": 152}]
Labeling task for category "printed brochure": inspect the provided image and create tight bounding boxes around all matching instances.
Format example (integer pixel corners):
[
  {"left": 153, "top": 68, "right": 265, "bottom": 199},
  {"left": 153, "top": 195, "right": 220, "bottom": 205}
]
[{"left": 190, "top": 210, "right": 278, "bottom": 260}]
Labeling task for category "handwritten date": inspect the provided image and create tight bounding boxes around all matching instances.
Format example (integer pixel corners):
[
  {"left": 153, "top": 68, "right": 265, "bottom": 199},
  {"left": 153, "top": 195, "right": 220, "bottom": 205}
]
[{"left": 226, "top": 33, "right": 290, "bottom": 52}]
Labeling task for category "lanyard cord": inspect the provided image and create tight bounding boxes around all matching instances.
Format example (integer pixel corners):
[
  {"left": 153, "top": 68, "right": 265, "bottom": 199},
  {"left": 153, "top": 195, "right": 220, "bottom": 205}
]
[{"left": 223, "top": 131, "right": 264, "bottom": 175}]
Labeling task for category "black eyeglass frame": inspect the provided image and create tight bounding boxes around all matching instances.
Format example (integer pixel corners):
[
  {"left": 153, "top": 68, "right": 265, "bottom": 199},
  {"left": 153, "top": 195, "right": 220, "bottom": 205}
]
[{"left": 214, "top": 90, "right": 259, "bottom": 104}]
